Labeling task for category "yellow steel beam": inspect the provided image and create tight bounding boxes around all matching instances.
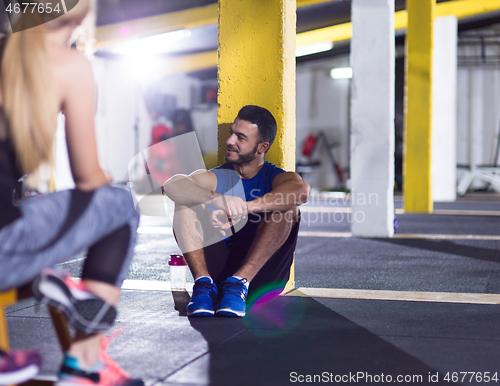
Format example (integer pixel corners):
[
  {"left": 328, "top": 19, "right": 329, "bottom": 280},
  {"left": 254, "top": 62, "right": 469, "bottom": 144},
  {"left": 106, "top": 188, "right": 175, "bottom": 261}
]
[
  {"left": 0, "top": 290, "right": 17, "bottom": 350},
  {"left": 218, "top": 0, "right": 296, "bottom": 169},
  {"left": 404, "top": 0, "right": 434, "bottom": 213}
]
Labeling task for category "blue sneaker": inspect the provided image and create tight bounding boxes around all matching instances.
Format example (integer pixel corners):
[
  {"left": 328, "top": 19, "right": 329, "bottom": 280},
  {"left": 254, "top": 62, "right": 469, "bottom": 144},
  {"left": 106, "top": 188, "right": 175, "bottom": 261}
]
[
  {"left": 216, "top": 277, "right": 248, "bottom": 317},
  {"left": 187, "top": 277, "right": 218, "bottom": 317}
]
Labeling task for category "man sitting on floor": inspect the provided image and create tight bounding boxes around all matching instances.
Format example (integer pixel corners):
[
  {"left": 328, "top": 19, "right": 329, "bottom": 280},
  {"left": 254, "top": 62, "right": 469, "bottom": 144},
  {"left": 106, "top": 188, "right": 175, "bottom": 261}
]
[{"left": 162, "top": 105, "right": 310, "bottom": 317}]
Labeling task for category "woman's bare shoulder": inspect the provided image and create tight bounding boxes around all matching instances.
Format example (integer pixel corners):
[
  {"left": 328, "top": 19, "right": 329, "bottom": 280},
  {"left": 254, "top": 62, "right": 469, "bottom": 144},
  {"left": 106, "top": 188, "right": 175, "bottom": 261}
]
[
  {"left": 48, "top": 47, "right": 94, "bottom": 106},
  {"left": 49, "top": 47, "right": 92, "bottom": 79}
]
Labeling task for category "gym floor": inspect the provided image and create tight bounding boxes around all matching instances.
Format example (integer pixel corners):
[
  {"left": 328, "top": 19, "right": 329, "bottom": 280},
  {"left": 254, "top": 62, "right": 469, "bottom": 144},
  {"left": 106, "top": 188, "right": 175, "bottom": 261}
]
[{"left": 6, "top": 192, "right": 500, "bottom": 386}]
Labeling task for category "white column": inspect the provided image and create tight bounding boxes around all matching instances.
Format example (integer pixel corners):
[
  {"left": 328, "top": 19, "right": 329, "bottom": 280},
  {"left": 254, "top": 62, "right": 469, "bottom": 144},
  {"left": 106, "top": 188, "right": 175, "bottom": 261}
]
[
  {"left": 469, "top": 69, "right": 484, "bottom": 189},
  {"left": 432, "top": 16, "right": 457, "bottom": 202},
  {"left": 350, "top": 0, "right": 395, "bottom": 237}
]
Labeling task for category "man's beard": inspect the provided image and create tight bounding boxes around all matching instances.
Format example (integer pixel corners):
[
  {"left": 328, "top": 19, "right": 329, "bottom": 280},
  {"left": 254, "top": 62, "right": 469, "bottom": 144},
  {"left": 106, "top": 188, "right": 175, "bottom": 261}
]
[{"left": 225, "top": 143, "right": 260, "bottom": 165}]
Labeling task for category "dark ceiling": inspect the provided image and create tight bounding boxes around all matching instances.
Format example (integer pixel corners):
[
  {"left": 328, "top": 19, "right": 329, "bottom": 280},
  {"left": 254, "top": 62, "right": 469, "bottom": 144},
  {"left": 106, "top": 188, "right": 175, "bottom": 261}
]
[
  {"left": 2, "top": 0, "right": 500, "bottom": 47},
  {"left": 96, "top": 0, "right": 217, "bottom": 26},
  {"left": 96, "top": 0, "right": 453, "bottom": 31},
  {"left": 96, "top": 0, "right": 500, "bottom": 51},
  {"left": 3, "top": 1, "right": 498, "bottom": 79}
]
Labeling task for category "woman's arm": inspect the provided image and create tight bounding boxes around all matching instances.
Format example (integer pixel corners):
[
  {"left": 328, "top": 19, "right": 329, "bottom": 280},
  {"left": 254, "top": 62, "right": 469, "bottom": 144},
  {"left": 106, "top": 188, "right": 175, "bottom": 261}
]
[{"left": 53, "top": 50, "right": 110, "bottom": 191}]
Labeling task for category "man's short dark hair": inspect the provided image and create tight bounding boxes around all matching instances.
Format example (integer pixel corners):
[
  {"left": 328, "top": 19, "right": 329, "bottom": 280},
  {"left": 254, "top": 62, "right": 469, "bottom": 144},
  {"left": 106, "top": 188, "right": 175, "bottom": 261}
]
[{"left": 237, "top": 105, "right": 277, "bottom": 149}]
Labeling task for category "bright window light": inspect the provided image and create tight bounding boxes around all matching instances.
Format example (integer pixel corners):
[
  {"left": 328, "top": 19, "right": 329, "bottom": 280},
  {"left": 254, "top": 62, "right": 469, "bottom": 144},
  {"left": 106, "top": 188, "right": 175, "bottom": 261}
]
[
  {"left": 112, "top": 29, "right": 192, "bottom": 55},
  {"left": 296, "top": 41, "right": 334, "bottom": 57},
  {"left": 330, "top": 67, "right": 353, "bottom": 79}
]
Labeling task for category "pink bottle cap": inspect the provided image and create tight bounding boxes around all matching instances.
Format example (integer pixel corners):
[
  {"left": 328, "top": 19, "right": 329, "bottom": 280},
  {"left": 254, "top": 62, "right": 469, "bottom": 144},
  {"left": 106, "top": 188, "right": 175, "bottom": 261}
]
[{"left": 169, "top": 254, "right": 187, "bottom": 266}]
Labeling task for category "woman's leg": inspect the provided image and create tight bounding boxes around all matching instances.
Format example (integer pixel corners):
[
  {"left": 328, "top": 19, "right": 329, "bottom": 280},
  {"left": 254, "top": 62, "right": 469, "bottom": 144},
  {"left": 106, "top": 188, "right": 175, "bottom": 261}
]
[
  {"left": 0, "top": 185, "right": 139, "bottom": 369},
  {"left": 0, "top": 186, "right": 138, "bottom": 290},
  {"left": 69, "top": 221, "right": 137, "bottom": 367}
]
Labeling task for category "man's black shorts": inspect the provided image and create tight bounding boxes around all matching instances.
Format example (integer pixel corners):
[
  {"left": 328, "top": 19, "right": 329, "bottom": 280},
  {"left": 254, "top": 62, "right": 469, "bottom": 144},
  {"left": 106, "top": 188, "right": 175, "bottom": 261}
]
[{"left": 204, "top": 214, "right": 300, "bottom": 296}]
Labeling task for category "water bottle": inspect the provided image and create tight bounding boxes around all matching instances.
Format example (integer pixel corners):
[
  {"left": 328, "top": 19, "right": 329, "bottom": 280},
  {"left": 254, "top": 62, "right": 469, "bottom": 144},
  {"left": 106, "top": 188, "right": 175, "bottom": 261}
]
[{"left": 169, "top": 254, "right": 187, "bottom": 291}]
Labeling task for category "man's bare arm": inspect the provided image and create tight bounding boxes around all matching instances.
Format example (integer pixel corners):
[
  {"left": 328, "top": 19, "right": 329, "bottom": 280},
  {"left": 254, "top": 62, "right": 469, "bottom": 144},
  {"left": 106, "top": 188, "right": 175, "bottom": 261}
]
[
  {"left": 162, "top": 169, "right": 215, "bottom": 207},
  {"left": 163, "top": 170, "right": 248, "bottom": 221},
  {"left": 247, "top": 172, "right": 310, "bottom": 214}
]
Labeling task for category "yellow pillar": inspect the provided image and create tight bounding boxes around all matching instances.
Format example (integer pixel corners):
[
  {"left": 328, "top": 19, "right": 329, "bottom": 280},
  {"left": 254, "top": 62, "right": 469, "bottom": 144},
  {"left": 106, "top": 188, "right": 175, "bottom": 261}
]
[
  {"left": 218, "top": 0, "right": 296, "bottom": 290},
  {"left": 0, "top": 290, "right": 17, "bottom": 351},
  {"left": 217, "top": 0, "right": 296, "bottom": 170},
  {"left": 404, "top": 0, "right": 435, "bottom": 213}
]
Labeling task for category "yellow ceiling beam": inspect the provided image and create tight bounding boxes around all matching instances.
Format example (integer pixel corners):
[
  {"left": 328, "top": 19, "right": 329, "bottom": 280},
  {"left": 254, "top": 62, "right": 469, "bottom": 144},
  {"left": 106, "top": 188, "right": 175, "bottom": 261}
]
[
  {"left": 296, "top": 22, "right": 352, "bottom": 47},
  {"left": 94, "top": 3, "right": 218, "bottom": 49},
  {"left": 296, "top": 0, "right": 335, "bottom": 6},
  {"left": 95, "top": 0, "right": 334, "bottom": 49},
  {"left": 95, "top": 0, "right": 500, "bottom": 75},
  {"left": 155, "top": 50, "right": 218, "bottom": 77},
  {"left": 394, "top": 0, "right": 500, "bottom": 33},
  {"left": 96, "top": 0, "right": 500, "bottom": 50},
  {"left": 298, "top": 0, "right": 500, "bottom": 46},
  {"left": 435, "top": 0, "right": 500, "bottom": 18}
]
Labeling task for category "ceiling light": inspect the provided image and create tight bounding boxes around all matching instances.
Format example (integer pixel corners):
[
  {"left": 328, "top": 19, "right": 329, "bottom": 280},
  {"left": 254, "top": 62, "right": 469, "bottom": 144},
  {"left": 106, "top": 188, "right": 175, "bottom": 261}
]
[
  {"left": 296, "top": 41, "right": 334, "bottom": 57},
  {"left": 330, "top": 67, "right": 352, "bottom": 79}
]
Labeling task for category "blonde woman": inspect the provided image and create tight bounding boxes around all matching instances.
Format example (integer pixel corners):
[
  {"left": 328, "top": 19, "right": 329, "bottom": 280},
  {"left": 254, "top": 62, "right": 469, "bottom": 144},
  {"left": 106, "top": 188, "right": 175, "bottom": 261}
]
[{"left": 0, "top": 2, "right": 142, "bottom": 385}]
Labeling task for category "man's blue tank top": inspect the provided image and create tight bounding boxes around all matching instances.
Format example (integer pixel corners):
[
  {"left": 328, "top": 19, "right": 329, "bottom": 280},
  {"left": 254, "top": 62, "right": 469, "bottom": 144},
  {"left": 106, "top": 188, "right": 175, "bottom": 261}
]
[{"left": 211, "top": 161, "right": 285, "bottom": 247}]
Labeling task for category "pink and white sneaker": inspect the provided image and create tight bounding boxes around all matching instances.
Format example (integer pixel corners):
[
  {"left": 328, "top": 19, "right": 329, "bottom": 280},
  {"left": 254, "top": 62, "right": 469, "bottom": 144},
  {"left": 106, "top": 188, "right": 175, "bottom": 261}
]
[
  {"left": 0, "top": 349, "right": 42, "bottom": 385},
  {"left": 57, "top": 337, "right": 143, "bottom": 386},
  {"left": 32, "top": 268, "right": 117, "bottom": 335}
]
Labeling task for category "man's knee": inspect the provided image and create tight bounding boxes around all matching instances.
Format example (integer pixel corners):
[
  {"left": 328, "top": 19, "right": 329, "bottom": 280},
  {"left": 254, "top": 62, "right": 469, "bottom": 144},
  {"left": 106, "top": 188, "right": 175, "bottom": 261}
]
[
  {"left": 173, "top": 203, "right": 210, "bottom": 228},
  {"left": 262, "top": 208, "right": 299, "bottom": 227},
  {"left": 173, "top": 204, "right": 222, "bottom": 250},
  {"left": 174, "top": 203, "right": 203, "bottom": 217}
]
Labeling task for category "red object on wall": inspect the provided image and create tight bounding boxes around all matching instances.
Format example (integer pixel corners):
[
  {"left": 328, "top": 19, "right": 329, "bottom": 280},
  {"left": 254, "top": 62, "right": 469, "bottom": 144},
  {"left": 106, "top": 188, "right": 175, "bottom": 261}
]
[
  {"left": 302, "top": 134, "right": 318, "bottom": 157},
  {"left": 151, "top": 124, "right": 173, "bottom": 144},
  {"left": 148, "top": 123, "right": 180, "bottom": 185}
]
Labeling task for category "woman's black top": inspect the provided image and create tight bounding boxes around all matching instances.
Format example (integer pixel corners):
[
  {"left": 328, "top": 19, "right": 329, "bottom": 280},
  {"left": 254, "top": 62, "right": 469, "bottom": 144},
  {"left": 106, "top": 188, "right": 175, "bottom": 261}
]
[
  {"left": 0, "top": 107, "right": 22, "bottom": 230},
  {"left": 0, "top": 37, "right": 23, "bottom": 230}
]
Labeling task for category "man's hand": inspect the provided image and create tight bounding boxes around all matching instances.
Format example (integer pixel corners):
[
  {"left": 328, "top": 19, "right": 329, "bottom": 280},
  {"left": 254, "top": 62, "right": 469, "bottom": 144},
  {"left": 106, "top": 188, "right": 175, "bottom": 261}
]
[
  {"left": 210, "top": 209, "right": 233, "bottom": 236},
  {"left": 210, "top": 195, "right": 248, "bottom": 231}
]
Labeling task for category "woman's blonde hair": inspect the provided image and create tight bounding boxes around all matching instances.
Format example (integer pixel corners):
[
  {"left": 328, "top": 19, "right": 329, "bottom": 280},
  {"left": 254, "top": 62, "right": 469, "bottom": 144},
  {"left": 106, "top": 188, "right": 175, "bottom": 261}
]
[{"left": 1, "top": 0, "right": 89, "bottom": 175}]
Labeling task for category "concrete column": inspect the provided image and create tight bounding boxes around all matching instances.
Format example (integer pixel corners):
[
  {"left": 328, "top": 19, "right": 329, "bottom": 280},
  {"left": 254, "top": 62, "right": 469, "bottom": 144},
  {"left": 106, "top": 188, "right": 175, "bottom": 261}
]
[
  {"left": 350, "top": 0, "right": 395, "bottom": 237},
  {"left": 404, "top": 0, "right": 435, "bottom": 213},
  {"left": 469, "top": 69, "right": 484, "bottom": 180},
  {"left": 217, "top": 0, "right": 296, "bottom": 288},
  {"left": 432, "top": 16, "right": 457, "bottom": 202}
]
